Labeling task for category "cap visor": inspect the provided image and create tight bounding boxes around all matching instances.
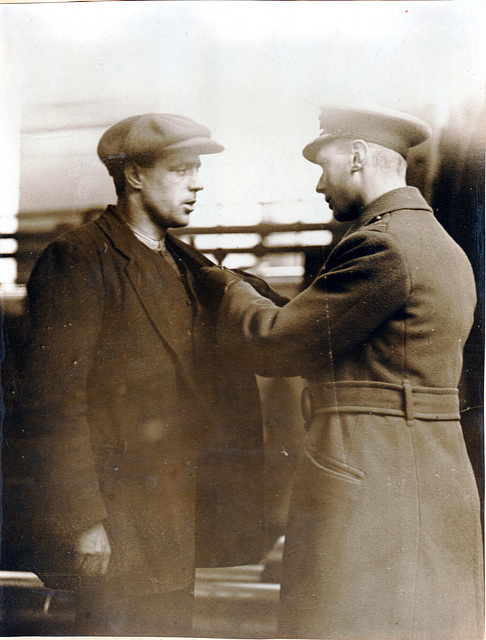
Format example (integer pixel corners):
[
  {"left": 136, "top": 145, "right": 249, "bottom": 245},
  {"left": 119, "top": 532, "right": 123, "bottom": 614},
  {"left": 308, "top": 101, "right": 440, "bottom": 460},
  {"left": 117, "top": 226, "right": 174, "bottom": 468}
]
[
  {"left": 302, "top": 136, "right": 331, "bottom": 164},
  {"left": 165, "top": 137, "right": 224, "bottom": 155}
]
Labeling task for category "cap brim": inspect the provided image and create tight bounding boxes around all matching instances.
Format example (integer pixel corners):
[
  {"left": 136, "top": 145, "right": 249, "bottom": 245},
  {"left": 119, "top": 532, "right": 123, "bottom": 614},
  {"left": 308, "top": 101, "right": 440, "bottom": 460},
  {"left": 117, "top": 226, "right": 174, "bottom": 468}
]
[
  {"left": 302, "top": 135, "right": 334, "bottom": 164},
  {"left": 303, "top": 104, "right": 432, "bottom": 163},
  {"left": 164, "top": 137, "right": 225, "bottom": 155}
]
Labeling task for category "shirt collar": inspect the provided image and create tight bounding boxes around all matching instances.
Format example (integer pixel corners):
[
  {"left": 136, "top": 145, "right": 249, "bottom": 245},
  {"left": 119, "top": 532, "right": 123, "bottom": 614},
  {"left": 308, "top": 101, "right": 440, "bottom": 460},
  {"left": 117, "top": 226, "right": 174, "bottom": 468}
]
[{"left": 125, "top": 222, "right": 166, "bottom": 252}]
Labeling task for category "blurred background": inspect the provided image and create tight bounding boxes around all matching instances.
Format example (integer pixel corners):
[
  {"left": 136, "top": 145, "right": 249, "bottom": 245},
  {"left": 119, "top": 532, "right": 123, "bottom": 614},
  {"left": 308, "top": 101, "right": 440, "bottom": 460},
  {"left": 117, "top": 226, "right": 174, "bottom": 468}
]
[{"left": 0, "top": 1, "right": 484, "bottom": 636}]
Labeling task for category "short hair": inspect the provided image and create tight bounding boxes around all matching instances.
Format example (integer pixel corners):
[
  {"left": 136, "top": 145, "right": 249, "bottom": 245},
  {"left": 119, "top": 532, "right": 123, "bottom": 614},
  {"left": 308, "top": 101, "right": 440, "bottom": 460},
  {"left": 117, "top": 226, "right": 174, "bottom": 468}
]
[
  {"left": 328, "top": 136, "right": 407, "bottom": 176},
  {"left": 113, "top": 172, "right": 126, "bottom": 196},
  {"left": 109, "top": 152, "right": 161, "bottom": 196},
  {"left": 366, "top": 141, "right": 407, "bottom": 176}
]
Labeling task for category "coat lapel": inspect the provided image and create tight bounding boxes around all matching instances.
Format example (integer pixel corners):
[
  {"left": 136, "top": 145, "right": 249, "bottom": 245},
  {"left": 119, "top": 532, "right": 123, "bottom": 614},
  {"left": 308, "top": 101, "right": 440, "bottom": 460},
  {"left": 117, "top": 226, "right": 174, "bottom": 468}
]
[
  {"left": 167, "top": 232, "right": 215, "bottom": 269},
  {"left": 95, "top": 207, "right": 198, "bottom": 394}
]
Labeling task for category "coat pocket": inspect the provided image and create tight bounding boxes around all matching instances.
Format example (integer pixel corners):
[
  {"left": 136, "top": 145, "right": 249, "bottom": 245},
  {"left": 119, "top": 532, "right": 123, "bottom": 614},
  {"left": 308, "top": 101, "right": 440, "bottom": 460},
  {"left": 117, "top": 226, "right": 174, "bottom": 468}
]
[
  {"left": 304, "top": 413, "right": 366, "bottom": 485},
  {"left": 304, "top": 448, "right": 365, "bottom": 484}
]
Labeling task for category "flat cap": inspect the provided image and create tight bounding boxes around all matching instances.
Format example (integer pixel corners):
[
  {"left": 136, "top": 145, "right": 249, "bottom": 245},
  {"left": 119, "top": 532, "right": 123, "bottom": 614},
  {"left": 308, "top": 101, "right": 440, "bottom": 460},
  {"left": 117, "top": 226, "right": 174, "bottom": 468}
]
[
  {"left": 303, "top": 104, "right": 432, "bottom": 163},
  {"left": 98, "top": 113, "right": 224, "bottom": 175}
]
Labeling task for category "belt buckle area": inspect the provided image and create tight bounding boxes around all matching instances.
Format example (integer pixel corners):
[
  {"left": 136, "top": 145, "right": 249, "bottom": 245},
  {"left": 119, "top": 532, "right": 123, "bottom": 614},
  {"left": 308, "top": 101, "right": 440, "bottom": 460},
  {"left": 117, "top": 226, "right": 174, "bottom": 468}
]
[{"left": 402, "top": 379, "right": 415, "bottom": 426}]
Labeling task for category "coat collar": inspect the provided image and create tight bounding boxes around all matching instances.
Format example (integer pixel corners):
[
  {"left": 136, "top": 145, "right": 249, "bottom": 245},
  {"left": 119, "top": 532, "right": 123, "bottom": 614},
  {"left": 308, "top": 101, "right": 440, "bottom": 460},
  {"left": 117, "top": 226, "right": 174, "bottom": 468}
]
[
  {"left": 94, "top": 205, "right": 143, "bottom": 259},
  {"left": 95, "top": 205, "right": 215, "bottom": 270},
  {"left": 353, "top": 186, "right": 433, "bottom": 231}
]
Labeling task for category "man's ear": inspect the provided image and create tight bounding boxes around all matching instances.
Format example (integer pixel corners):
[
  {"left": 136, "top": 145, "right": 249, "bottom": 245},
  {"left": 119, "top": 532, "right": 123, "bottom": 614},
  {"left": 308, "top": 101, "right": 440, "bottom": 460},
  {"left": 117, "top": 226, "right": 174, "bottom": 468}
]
[
  {"left": 124, "top": 162, "right": 143, "bottom": 190},
  {"left": 351, "top": 140, "right": 368, "bottom": 172}
]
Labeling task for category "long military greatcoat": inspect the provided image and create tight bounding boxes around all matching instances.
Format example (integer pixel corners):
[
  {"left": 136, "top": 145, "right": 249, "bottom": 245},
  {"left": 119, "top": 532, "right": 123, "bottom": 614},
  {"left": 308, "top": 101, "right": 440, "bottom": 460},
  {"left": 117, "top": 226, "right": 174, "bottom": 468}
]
[
  {"left": 213, "top": 187, "right": 484, "bottom": 639},
  {"left": 18, "top": 206, "right": 270, "bottom": 625}
]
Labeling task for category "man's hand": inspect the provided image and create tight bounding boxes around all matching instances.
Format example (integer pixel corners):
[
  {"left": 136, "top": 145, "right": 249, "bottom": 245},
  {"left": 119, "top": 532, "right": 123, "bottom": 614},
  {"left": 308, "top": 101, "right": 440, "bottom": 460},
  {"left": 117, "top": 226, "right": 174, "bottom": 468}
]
[
  {"left": 198, "top": 266, "right": 290, "bottom": 308},
  {"left": 232, "top": 269, "right": 290, "bottom": 307},
  {"left": 199, "top": 266, "right": 240, "bottom": 287},
  {"left": 73, "top": 521, "right": 111, "bottom": 577},
  {"left": 197, "top": 266, "right": 241, "bottom": 308}
]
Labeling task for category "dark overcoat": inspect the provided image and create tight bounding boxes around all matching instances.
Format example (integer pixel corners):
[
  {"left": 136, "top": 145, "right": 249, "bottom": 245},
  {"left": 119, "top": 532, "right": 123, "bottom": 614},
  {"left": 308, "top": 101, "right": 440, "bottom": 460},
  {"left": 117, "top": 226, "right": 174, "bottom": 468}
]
[
  {"left": 215, "top": 187, "right": 484, "bottom": 639},
  {"left": 18, "top": 206, "right": 269, "bottom": 604}
]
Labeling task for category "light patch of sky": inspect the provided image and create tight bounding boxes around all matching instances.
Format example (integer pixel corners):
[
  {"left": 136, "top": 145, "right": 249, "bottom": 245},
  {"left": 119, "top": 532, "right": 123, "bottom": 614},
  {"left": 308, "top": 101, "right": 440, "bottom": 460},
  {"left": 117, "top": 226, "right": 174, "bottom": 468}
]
[{"left": 2, "top": 0, "right": 484, "bottom": 218}]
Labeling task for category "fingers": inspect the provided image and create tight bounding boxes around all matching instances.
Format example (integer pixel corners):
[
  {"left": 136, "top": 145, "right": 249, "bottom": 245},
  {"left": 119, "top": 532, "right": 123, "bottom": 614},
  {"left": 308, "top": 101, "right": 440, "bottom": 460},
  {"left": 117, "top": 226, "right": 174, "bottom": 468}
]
[
  {"left": 71, "top": 522, "right": 111, "bottom": 578},
  {"left": 75, "top": 552, "right": 110, "bottom": 577}
]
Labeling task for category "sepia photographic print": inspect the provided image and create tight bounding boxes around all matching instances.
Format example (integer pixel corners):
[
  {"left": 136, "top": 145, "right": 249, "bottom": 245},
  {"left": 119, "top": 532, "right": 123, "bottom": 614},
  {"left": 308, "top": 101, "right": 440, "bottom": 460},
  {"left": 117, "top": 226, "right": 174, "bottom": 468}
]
[{"left": 0, "top": 1, "right": 484, "bottom": 638}]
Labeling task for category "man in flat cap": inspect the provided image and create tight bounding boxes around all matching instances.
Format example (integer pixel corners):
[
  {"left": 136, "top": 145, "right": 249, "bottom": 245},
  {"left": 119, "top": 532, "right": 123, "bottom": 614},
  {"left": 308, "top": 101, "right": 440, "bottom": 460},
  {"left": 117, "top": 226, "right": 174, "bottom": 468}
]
[
  {"left": 199, "top": 104, "right": 484, "bottom": 639},
  {"left": 19, "top": 113, "right": 279, "bottom": 635}
]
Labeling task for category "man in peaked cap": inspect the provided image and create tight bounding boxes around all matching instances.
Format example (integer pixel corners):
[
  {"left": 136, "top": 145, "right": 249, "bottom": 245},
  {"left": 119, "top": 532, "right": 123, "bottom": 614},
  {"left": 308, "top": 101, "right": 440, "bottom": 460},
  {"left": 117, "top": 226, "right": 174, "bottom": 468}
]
[
  {"left": 19, "top": 113, "right": 281, "bottom": 636},
  {"left": 198, "top": 104, "right": 484, "bottom": 638}
]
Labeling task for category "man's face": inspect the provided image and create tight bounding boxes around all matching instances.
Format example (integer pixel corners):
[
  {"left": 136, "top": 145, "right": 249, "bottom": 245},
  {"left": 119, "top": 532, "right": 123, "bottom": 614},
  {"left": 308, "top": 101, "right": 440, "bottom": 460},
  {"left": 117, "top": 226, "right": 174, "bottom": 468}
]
[
  {"left": 314, "top": 139, "right": 360, "bottom": 222},
  {"left": 136, "top": 150, "right": 204, "bottom": 229}
]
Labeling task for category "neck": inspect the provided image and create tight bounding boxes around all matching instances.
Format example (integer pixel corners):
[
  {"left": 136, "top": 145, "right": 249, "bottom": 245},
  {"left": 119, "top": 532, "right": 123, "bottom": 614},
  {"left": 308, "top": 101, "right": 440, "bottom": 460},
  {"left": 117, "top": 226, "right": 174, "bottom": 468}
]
[
  {"left": 360, "top": 175, "right": 407, "bottom": 210},
  {"left": 116, "top": 198, "right": 166, "bottom": 242}
]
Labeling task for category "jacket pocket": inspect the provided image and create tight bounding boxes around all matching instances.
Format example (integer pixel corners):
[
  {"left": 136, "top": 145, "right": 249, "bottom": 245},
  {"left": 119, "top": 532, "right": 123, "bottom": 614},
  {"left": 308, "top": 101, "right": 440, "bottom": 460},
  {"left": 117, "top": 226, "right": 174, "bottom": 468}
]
[{"left": 304, "top": 448, "right": 365, "bottom": 485}]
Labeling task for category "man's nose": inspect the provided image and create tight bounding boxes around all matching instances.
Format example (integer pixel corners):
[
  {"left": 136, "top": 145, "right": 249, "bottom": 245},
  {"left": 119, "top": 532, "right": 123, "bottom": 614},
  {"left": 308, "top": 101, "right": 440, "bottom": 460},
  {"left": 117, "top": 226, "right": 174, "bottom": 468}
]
[
  {"left": 316, "top": 174, "right": 325, "bottom": 194},
  {"left": 190, "top": 170, "right": 204, "bottom": 192}
]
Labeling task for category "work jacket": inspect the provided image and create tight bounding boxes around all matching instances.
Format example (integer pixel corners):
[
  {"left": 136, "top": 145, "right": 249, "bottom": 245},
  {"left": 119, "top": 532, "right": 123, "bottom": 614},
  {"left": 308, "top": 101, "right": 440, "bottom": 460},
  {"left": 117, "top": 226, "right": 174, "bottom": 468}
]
[{"left": 18, "top": 206, "right": 272, "bottom": 598}]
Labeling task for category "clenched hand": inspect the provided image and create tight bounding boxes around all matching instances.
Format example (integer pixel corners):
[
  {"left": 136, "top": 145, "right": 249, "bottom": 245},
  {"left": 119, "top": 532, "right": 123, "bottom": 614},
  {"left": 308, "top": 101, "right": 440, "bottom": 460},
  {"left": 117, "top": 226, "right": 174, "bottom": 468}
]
[{"left": 73, "top": 521, "right": 111, "bottom": 577}]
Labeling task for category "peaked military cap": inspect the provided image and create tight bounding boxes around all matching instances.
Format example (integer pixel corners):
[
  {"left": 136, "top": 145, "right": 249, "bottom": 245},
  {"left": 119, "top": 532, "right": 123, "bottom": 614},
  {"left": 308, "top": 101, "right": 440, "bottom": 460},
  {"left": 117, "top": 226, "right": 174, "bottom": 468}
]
[
  {"left": 98, "top": 113, "right": 224, "bottom": 176},
  {"left": 303, "top": 104, "right": 432, "bottom": 162}
]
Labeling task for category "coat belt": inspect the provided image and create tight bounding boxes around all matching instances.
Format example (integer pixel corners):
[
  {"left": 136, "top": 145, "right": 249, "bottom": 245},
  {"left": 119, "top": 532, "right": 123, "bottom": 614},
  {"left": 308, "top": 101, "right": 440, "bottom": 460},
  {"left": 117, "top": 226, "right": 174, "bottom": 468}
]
[{"left": 301, "top": 379, "right": 460, "bottom": 428}]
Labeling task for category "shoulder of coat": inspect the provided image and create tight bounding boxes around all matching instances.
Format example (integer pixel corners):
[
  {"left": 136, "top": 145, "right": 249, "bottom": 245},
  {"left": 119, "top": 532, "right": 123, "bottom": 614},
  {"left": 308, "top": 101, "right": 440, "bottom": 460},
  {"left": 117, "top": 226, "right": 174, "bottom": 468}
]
[
  {"left": 49, "top": 219, "right": 114, "bottom": 262},
  {"left": 365, "top": 212, "right": 391, "bottom": 233},
  {"left": 56, "top": 217, "right": 102, "bottom": 242}
]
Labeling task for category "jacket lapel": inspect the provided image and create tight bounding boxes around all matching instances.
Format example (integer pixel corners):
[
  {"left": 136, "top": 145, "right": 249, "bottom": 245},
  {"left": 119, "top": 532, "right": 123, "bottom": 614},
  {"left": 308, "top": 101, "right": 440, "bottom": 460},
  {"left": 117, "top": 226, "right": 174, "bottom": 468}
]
[
  {"left": 167, "top": 232, "right": 215, "bottom": 269},
  {"left": 95, "top": 207, "right": 198, "bottom": 394}
]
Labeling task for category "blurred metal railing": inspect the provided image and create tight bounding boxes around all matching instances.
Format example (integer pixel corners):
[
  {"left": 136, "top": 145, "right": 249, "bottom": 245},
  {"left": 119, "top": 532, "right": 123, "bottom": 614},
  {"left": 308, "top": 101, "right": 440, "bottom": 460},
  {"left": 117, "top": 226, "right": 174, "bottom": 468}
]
[
  {"left": 4, "top": 206, "right": 344, "bottom": 288},
  {"left": 173, "top": 220, "right": 337, "bottom": 264}
]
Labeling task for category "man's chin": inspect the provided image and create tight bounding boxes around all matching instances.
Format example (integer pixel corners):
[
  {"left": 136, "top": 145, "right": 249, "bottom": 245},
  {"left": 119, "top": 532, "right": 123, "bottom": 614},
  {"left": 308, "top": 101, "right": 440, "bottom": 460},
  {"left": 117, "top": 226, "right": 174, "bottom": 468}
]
[{"left": 168, "top": 215, "right": 191, "bottom": 229}]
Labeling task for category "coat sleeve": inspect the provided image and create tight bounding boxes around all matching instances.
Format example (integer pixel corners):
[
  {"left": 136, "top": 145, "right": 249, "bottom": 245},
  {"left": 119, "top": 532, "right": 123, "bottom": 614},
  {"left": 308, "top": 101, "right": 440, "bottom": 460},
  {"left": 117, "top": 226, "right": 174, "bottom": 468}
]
[
  {"left": 20, "top": 238, "right": 108, "bottom": 537},
  {"left": 217, "top": 230, "right": 411, "bottom": 377}
]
